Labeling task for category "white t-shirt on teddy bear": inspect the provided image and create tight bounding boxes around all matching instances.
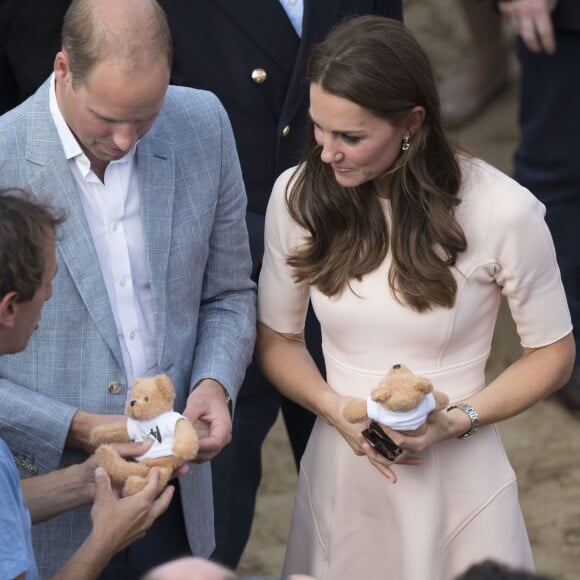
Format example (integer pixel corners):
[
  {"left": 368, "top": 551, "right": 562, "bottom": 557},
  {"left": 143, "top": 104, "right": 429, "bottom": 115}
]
[
  {"left": 127, "top": 411, "right": 185, "bottom": 461},
  {"left": 366, "top": 393, "right": 436, "bottom": 431}
]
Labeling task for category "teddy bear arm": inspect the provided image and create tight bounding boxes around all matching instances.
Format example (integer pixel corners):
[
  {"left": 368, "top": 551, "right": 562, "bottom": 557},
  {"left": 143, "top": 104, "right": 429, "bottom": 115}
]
[
  {"left": 433, "top": 390, "right": 450, "bottom": 411},
  {"left": 171, "top": 419, "right": 199, "bottom": 461},
  {"left": 343, "top": 399, "right": 369, "bottom": 423},
  {"left": 90, "top": 421, "right": 131, "bottom": 446}
]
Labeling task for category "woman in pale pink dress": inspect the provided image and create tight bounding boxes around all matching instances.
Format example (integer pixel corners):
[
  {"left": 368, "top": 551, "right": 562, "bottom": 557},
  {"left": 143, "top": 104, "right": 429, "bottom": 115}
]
[{"left": 256, "top": 15, "right": 575, "bottom": 580}]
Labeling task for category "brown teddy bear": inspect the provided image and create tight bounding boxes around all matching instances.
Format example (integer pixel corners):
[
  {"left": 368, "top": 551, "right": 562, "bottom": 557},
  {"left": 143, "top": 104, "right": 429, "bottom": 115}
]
[
  {"left": 343, "top": 363, "right": 449, "bottom": 436},
  {"left": 90, "top": 373, "right": 199, "bottom": 496}
]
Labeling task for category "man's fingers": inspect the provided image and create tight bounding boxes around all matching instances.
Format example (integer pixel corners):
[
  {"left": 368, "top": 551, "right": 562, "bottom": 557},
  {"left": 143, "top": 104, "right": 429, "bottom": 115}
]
[
  {"left": 535, "top": 14, "right": 556, "bottom": 54},
  {"left": 93, "top": 466, "right": 113, "bottom": 502},
  {"left": 149, "top": 485, "right": 175, "bottom": 520}
]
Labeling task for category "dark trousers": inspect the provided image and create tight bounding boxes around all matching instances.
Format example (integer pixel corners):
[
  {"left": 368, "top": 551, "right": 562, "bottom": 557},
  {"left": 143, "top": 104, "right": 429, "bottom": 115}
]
[
  {"left": 210, "top": 306, "right": 320, "bottom": 569},
  {"left": 99, "top": 481, "right": 191, "bottom": 579},
  {"left": 514, "top": 30, "right": 580, "bottom": 365}
]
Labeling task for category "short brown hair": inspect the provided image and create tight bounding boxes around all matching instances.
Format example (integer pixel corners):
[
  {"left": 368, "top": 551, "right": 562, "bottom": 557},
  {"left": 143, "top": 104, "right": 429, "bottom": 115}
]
[
  {"left": 61, "top": 0, "right": 172, "bottom": 88},
  {"left": 0, "top": 189, "right": 66, "bottom": 302}
]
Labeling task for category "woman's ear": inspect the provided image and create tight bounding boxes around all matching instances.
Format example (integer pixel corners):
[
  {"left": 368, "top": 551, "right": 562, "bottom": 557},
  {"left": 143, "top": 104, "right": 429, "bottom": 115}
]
[{"left": 406, "top": 106, "right": 426, "bottom": 137}]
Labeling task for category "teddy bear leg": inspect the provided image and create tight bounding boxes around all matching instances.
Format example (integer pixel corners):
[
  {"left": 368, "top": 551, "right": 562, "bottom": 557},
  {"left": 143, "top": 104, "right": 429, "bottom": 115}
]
[
  {"left": 124, "top": 474, "right": 149, "bottom": 496},
  {"left": 96, "top": 444, "right": 150, "bottom": 486},
  {"left": 124, "top": 466, "right": 173, "bottom": 496}
]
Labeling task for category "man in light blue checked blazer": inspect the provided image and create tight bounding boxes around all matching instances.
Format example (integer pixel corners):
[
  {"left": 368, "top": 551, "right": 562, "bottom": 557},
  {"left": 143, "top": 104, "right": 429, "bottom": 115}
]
[{"left": 0, "top": 0, "right": 256, "bottom": 577}]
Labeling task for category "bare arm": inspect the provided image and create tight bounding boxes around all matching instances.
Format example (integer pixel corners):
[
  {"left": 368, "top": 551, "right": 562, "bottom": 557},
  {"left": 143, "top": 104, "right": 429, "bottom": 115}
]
[
  {"left": 50, "top": 467, "right": 173, "bottom": 580},
  {"left": 385, "top": 333, "right": 576, "bottom": 453},
  {"left": 256, "top": 322, "right": 415, "bottom": 482},
  {"left": 21, "top": 441, "right": 153, "bottom": 524}
]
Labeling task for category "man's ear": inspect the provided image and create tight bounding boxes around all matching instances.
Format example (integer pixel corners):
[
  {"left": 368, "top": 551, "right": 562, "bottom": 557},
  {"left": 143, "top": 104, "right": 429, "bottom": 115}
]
[
  {"left": 54, "top": 51, "right": 72, "bottom": 86},
  {"left": 0, "top": 292, "right": 18, "bottom": 329}
]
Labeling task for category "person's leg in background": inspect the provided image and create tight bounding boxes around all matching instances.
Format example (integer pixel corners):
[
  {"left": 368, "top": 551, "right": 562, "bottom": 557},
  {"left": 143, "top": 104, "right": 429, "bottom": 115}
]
[
  {"left": 210, "top": 376, "right": 281, "bottom": 569},
  {"left": 439, "top": 0, "right": 512, "bottom": 127}
]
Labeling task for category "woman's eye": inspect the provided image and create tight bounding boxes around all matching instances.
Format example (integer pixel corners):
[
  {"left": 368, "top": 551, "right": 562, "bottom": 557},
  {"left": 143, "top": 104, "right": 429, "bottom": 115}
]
[{"left": 342, "top": 134, "right": 361, "bottom": 143}]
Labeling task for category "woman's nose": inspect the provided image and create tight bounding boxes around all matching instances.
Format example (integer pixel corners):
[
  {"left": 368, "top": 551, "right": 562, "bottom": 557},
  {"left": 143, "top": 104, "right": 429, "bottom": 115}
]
[{"left": 320, "top": 139, "right": 342, "bottom": 164}]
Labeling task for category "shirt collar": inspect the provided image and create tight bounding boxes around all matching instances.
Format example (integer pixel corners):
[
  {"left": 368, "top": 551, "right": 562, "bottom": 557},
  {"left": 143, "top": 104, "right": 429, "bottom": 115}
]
[{"left": 49, "top": 72, "right": 137, "bottom": 177}]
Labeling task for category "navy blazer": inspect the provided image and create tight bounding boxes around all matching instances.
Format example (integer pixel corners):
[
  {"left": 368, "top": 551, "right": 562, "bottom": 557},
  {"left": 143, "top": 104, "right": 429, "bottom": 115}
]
[{"left": 161, "top": 0, "right": 403, "bottom": 272}]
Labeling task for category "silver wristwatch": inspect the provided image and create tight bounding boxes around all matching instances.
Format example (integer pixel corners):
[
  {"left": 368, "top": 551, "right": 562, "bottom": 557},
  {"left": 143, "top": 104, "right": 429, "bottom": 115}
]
[{"left": 447, "top": 402, "right": 479, "bottom": 439}]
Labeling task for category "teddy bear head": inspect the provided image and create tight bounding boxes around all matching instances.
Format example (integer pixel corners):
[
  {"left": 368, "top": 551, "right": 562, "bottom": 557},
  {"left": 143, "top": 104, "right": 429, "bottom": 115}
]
[
  {"left": 125, "top": 374, "right": 176, "bottom": 421},
  {"left": 371, "top": 364, "right": 435, "bottom": 413}
]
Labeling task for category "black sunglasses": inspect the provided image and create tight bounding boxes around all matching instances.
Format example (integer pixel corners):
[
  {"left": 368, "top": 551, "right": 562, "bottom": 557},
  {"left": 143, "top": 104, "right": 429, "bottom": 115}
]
[{"left": 362, "top": 420, "right": 403, "bottom": 462}]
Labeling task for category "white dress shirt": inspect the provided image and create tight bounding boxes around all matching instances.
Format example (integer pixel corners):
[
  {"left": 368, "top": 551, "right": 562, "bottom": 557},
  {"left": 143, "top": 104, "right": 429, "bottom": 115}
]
[{"left": 49, "top": 74, "right": 159, "bottom": 390}]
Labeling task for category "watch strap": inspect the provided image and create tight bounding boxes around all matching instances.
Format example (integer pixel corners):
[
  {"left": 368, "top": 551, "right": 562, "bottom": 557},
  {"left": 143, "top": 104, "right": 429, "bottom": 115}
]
[{"left": 447, "top": 402, "right": 480, "bottom": 439}]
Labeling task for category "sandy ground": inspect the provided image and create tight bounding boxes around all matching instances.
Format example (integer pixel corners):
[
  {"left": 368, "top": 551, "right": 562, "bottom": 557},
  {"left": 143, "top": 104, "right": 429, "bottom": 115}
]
[{"left": 238, "top": 2, "right": 580, "bottom": 578}]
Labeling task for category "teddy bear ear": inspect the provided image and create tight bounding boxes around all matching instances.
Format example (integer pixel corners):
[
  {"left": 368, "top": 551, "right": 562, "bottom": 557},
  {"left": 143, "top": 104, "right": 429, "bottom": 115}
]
[
  {"left": 416, "top": 377, "right": 433, "bottom": 394},
  {"left": 156, "top": 374, "right": 176, "bottom": 403}
]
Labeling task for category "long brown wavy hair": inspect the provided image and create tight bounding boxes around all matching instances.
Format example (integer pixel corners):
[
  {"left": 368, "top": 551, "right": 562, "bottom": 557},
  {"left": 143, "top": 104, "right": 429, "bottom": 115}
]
[{"left": 287, "top": 16, "right": 466, "bottom": 312}]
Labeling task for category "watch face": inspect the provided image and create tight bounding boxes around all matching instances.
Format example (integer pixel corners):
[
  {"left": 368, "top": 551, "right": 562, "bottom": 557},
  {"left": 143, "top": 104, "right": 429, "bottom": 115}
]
[{"left": 362, "top": 421, "right": 403, "bottom": 461}]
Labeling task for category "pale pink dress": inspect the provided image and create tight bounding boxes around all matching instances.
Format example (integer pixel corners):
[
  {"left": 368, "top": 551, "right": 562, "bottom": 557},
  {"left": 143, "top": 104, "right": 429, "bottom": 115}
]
[{"left": 257, "top": 157, "right": 572, "bottom": 580}]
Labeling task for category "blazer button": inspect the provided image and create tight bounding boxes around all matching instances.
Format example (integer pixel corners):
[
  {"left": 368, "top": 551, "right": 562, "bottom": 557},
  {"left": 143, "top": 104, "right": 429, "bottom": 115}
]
[
  {"left": 251, "top": 68, "right": 267, "bottom": 84},
  {"left": 281, "top": 125, "right": 291, "bottom": 137},
  {"left": 107, "top": 381, "right": 122, "bottom": 394}
]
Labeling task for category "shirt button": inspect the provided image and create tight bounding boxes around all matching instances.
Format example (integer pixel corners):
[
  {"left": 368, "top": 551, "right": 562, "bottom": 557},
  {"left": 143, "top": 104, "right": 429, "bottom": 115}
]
[
  {"left": 129, "top": 330, "right": 136, "bottom": 340},
  {"left": 282, "top": 125, "right": 290, "bottom": 137},
  {"left": 119, "top": 278, "right": 126, "bottom": 287},
  {"left": 111, "top": 222, "right": 118, "bottom": 232},
  {"left": 251, "top": 68, "right": 267, "bottom": 84},
  {"left": 108, "top": 381, "right": 122, "bottom": 394}
]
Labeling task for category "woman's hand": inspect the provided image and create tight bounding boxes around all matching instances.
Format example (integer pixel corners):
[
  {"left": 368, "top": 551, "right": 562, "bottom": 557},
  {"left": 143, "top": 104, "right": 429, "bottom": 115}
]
[
  {"left": 498, "top": 0, "right": 558, "bottom": 54},
  {"left": 327, "top": 395, "right": 421, "bottom": 483}
]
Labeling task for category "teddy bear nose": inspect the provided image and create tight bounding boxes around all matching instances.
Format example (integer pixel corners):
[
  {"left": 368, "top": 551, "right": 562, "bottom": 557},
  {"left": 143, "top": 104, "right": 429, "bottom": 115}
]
[{"left": 130, "top": 400, "right": 136, "bottom": 407}]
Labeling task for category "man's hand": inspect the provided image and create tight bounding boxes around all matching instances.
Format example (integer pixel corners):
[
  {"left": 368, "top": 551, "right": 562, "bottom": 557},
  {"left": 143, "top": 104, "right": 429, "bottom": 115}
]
[
  {"left": 183, "top": 379, "right": 232, "bottom": 463},
  {"left": 90, "top": 467, "right": 173, "bottom": 552},
  {"left": 66, "top": 410, "right": 127, "bottom": 455},
  {"left": 498, "top": 0, "right": 558, "bottom": 54},
  {"left": 52, "top": 468, "right": 175, "bottom": 578}
]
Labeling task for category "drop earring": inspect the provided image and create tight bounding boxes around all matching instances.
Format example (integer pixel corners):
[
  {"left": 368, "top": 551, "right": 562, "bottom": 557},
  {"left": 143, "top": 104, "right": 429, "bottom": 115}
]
[{"left": 401, "top": 135, "right": 410, "bottom": 152}]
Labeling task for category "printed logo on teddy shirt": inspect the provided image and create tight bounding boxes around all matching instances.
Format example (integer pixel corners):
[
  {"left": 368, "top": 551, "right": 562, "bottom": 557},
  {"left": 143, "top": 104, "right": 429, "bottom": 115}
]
[{"left": 127, "top": 411, "right": 185, "bottom": 461}]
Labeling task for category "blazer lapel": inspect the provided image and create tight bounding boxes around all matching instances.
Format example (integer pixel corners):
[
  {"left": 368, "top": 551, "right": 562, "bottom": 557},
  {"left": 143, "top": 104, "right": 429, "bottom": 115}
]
[
  {"left": 135, "top": 131, "right": 174, "bottom": 367},
  {"left": 25, "top": 84, "right": 124, "bottom": 368},
  {"left": 281, "top": 0, "right": 376, "bottom": 126},
  {"left": 216, "top": 0, "right": 299, "bottom": 75},
  {"left": 281, "top": 0, "right": 341, "bottom": 128}
]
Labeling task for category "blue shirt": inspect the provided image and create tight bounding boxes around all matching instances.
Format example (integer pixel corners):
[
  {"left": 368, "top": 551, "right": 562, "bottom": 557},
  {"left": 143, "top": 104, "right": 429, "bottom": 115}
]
[
  {"left": 278, "top": 0, "right": 304, "bottom": 36},
  {"left": 0, "top": 439, "right": 39, "bottom": 580}
]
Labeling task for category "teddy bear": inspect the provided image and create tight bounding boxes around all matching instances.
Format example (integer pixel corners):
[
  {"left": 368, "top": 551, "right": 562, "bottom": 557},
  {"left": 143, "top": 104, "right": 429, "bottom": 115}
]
[
  {"left": 90, "top": 373, "right": 199, "bottom": 496},
  {"left": 343, "top": 363, "right": 449, "bottom": 436}
]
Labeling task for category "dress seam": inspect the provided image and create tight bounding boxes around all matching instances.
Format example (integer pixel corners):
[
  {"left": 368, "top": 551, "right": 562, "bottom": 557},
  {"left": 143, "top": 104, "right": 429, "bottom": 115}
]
[{"left": 440, "top": 475, "right": 518, "bottom": 554}]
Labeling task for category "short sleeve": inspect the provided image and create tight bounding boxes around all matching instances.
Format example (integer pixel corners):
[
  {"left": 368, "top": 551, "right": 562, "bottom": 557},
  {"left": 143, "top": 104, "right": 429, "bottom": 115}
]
[
  {"left": 257, "top": 167, "right": 311, "bottom": 334},
  {"left": 0, "top": 442, "right": 37, "bottom": 580},
  {"left": 462, "top": 160, "right": 573, "bottom": 348}
]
